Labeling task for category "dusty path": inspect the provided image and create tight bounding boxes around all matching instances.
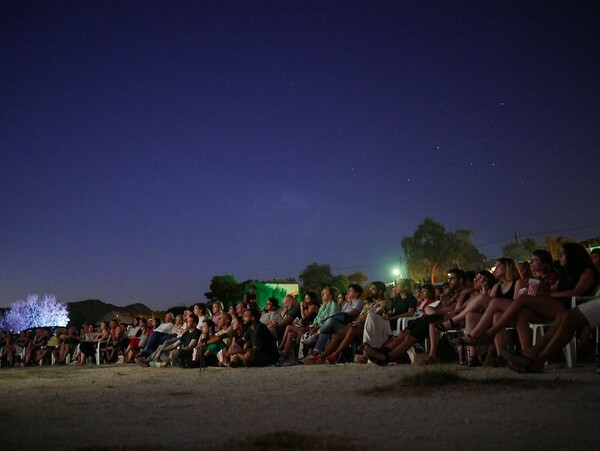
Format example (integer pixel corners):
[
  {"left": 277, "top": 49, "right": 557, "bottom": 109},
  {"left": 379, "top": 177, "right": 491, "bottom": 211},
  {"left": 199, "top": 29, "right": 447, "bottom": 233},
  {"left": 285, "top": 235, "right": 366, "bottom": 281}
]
[{"left": 1, "top": 362, "right": 598, "bottom": 450}]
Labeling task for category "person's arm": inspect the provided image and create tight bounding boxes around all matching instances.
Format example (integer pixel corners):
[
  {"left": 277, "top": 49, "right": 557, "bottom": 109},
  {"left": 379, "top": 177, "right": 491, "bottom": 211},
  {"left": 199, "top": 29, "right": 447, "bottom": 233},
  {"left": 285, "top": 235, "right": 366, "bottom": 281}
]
[
  {"left": 550, "top": 269, "right": 595, "bottom": 298},
  {"left": 159, "top": 339, "right": 182, "bottom": 354},
  {"left": 180, "top": 338, "right": 197, "bottom": 352},
  {"left": 454, "top": 288, "right": 474, "bottom": 311},
  {"left": 386, "top": 307, "right": 416, "bottom": 321},
  {"left": 512, "top": 279, "right": 524, "bottom": 300}
]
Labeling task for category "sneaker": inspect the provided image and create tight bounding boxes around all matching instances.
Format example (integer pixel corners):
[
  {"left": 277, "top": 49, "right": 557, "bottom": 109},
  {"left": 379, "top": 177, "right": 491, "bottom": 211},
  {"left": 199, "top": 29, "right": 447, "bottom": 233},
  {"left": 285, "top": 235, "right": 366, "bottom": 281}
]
[
  {"left": 302, "top": 334, "right": 318, "bottom": 347},
  {"left": 325, "top": 353, "right": 338, "bottom": 365},
  {"left": 304, "top": 355, "right": 325, "bottom": 365}
]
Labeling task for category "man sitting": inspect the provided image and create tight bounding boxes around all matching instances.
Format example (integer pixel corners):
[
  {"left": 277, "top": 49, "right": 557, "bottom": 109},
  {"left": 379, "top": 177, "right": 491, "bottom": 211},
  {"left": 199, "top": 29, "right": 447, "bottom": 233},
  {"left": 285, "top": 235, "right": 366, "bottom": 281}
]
[
  {"left": 138, "top": 312, "right": 176, "bottom": 357},
  {"left": 136, "top": 314, "right": 200, "bottom": 368},
  {"left": 230, "top": 309, "right": 279, "bottom": 367}
]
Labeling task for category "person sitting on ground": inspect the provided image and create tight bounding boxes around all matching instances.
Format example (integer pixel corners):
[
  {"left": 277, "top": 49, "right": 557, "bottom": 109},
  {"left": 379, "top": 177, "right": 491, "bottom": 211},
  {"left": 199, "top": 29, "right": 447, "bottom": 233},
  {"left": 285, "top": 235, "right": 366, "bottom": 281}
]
[
  {"left": 229, "top": 309, "right": 279, "bottom": 367},
  {"left": 459, "top": 243, "right": 598, "bottom": 347},
  {"left": 193, "top": 319, "right": 226, "bottom": 367},
  {"left": 267, "top": 294, "right": 300, "bottom": 341},
  {"left": 218, "top": 315, "right": 246, "bottom": 367},
  {"left": 278, "top": 291, "right": 320, "bottom": 363},
  {"left": 215, "top": 312, "right": 233, "bottom": 338},
  {"left": 136, "top": 314, "right": 200, "bottom": 368},
  {"left": 260, "top": 298, "right": 280, "bottom": 325},
  {"left": 210, "top": 300, "right": 225, "bottom": 331}
]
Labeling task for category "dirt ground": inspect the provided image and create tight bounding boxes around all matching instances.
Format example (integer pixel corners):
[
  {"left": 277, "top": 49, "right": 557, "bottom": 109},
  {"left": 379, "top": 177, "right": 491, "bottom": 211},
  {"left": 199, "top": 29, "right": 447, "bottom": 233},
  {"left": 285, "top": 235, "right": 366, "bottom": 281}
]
[{"left": 1, "top": 361, "right": 598, "bottom": 450}]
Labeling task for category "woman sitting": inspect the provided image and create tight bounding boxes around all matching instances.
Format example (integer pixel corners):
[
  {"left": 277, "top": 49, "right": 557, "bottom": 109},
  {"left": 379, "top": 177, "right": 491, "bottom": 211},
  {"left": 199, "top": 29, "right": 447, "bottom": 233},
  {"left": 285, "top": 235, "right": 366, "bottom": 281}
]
[
  {"left": 459, "top": 243, "right": 598, "bottom": 352},
  {"left": 124, "top": 318, "right": 151, "bottom": 363},
  {"left": 217, "top": 315, "right": 247, "bottom": 367},
  {"left": 278, "top": 291, "right": 319, "bottom": 362},
  {"left": 78, "top": 322, "right": 110, "bottom": 365}
]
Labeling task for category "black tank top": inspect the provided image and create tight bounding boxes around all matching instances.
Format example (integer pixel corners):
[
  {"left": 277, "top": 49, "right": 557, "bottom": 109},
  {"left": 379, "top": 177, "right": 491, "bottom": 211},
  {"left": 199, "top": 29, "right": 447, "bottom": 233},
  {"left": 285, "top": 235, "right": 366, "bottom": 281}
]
[{"left": 496, "top": 280, "right": 516, "bottom": 300}]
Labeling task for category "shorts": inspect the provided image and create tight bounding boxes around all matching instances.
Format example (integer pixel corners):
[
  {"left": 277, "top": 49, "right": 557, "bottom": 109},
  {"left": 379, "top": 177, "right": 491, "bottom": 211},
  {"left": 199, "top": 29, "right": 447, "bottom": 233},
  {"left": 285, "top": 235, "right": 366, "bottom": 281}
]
[
  {"left": 407, "top": 317, "right": 429, "bottom": 343},
  {"left": 578, "top": 298, "right": 600, "bottom": 328}
]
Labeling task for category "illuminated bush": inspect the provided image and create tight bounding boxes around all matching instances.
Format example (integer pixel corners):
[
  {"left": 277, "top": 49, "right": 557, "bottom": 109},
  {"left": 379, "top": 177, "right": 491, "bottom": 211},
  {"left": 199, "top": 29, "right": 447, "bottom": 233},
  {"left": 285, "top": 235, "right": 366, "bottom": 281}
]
[{"left": 0, "top": 294, "right": 69, "bottom": 332}]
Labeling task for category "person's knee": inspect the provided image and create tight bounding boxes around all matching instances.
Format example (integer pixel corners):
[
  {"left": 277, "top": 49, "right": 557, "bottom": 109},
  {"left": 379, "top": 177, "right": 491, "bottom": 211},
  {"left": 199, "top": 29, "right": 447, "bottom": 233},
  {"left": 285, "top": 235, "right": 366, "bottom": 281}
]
[{"left": 563, "top": 309, "right": 587, "bottom": 328}]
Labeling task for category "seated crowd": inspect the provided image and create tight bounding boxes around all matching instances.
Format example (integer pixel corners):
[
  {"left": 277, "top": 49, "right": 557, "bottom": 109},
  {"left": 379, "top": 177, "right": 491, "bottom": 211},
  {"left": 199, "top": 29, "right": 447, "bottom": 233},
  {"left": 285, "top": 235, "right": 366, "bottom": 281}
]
[{"left": 2, "top": 245, "right": 599, "bottom": 373}]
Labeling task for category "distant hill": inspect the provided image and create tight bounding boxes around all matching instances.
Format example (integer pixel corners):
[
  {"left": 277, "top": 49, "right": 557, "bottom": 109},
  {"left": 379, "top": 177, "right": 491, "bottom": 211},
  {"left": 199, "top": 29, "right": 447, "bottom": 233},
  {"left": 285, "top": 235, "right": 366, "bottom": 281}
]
[{"left": 67, "top": 299, "right": 153, "bottom": 328}]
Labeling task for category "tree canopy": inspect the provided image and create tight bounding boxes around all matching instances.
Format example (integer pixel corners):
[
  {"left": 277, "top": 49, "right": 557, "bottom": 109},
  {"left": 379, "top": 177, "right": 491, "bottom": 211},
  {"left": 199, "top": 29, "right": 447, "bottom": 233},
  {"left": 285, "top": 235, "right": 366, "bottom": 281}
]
[
  {"left": 401, "top": 218, "right": 486, "bottom": 283},
  {"left": 501, "top": 237, "right": 543, "bottom": 261},
  {"left": 298, "top": 262, "right": 367, "bottom": 295}
]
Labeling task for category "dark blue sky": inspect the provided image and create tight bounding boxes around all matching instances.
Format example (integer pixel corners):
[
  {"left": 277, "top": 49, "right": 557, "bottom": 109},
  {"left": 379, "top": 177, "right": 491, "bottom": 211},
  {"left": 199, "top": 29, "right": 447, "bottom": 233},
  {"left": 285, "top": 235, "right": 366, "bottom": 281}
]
[{"left": 2, "top": 1, "right": 599, "bottom": 310}]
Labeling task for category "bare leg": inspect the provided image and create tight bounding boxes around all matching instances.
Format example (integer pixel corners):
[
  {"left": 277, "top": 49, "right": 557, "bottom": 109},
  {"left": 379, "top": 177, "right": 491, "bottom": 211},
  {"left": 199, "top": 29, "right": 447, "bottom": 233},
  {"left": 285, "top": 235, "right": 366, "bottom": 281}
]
[
  {"left": 469, "top": 298, "right": 513, "bottom": 338},
  {"left": 515, "top": 309, "right": 537, "bottom": 351},
  {"left": 282, "top": 327, "right": 300, "bottom": 359},
  {"left": 447, "top": 293, "right": 489, "bottom": 325},
  {"left": 484, "top": 295, "right": 565, "bottom": 338},
  {"left": 465, "top": 311, "right": 482, "bottom": 358},
  {"left": 533, "top": 309, "right": 588, "bottom": 369},
  {"left": 321, "top": 327, "right": 348, "bottom": 357},
  {"left": 492, "top": 312, "right": 508, "bottom": 355},
  {"left": 428, "top": 324, "right": 440, "bottom": 358},
  {"left": 333, "top": 325, "right": 361, "bottom": 355}
]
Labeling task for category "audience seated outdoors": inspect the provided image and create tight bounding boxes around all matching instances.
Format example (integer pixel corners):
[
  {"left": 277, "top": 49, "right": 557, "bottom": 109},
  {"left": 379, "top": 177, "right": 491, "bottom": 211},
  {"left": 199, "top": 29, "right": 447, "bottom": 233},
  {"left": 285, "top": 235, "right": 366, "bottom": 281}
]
[
  {"left": 136, "top": 314, "right": 200, "bottom": 368},
  {"left": 1, "top": 243, "right": 599, "bottom": 374},
  {"left": 457, "top": 243, "right": 598, "bottom": 350}
]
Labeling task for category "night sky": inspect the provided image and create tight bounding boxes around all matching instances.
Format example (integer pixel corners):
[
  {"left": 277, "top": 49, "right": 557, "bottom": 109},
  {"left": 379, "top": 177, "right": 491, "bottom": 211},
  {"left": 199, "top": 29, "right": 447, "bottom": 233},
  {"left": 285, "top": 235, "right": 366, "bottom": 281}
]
[{"left": 2, "top": 2, "right": 599, "bottom": 310}]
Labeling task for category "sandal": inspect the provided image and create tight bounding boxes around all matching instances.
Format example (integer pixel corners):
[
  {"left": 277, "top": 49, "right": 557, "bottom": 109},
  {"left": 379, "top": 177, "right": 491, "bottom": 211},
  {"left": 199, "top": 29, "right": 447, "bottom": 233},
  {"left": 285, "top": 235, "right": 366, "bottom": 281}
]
[{"left": 456, "top": 333, "right": 491, "bottom": 346}]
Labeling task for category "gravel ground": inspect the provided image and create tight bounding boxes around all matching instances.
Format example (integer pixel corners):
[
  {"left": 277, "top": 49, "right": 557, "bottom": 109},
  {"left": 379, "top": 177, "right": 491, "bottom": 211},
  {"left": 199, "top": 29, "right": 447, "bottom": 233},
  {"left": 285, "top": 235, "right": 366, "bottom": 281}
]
[{"left": 1, "top": 361, "right": 598, "bottom": 450}]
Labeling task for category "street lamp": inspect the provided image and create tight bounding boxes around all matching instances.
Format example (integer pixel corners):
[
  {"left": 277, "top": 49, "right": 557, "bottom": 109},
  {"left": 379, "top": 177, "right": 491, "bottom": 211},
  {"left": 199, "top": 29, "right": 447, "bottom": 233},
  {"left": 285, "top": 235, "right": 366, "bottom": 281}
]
[{"left": 392, "top": 268, "right": 401, "bottom": 279}]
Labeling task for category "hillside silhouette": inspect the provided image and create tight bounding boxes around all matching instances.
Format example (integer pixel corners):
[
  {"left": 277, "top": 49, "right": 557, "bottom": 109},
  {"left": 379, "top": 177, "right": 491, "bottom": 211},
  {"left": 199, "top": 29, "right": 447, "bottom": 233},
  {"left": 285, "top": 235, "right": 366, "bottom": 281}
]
[{"left": 67, "top": 299, "right": 153, "bottom": 328}]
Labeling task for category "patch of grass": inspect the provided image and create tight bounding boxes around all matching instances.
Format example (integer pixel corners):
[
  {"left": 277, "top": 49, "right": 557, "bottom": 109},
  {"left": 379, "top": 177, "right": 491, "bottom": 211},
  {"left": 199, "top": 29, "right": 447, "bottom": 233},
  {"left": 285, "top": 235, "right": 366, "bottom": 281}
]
[
  {"left": 213, "top": 431, "right": 357, "bottom": 451},
  {"left": 359, "top": 369, "right": 577, "bottom": 397}
]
